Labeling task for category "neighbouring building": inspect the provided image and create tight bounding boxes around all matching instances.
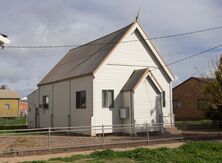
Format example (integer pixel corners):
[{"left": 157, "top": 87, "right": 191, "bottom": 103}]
[
  {"left": 20, "top": 101, "right": 28, "bottom": 117},
  {"left": 28, "top": 21, "right": 175, "bottom": 135},
  {"left": 173, "top": 77, "right": 213, "bottom": 120},
  {"left": 0, "top": 85, "right": 20, "bottom": 118}
]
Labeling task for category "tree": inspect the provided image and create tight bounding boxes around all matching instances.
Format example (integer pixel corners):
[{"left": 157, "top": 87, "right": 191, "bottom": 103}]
[{"left": 204, "top": 56, "right": 222, "bottom": 121}]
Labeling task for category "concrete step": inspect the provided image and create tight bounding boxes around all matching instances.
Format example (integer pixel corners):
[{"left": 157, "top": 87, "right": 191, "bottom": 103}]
[{"left": 164, "top": 127, "right": 183, "bottom": 134}]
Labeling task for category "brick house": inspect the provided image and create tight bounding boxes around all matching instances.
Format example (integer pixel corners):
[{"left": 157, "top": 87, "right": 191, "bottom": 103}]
[{"left": 173, "top": 77, "right": 214, "bottom": 120}]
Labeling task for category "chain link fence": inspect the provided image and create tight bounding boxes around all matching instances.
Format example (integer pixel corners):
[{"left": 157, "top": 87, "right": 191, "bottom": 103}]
[{"left": 0, "top": 121, "right": 221, "bottom": 156}]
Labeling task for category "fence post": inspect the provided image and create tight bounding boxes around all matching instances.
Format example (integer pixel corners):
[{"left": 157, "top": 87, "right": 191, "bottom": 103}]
[
  {"left": 14, "top": 140, "right": 17, "bottom": 156},
  {"left": 48, "top": 127, "right": 51, "bottom": 150},
  {"left": 146, "top": 123, "right": 149, "bottom": 144},
  {"left": 161, "top": 122, "right": 164, "bottom": 134},
  {"left": 102, "top": 124, "right": 104, "bottom": 148}
]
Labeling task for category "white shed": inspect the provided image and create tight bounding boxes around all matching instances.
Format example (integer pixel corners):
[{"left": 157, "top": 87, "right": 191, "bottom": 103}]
[{"left": 28, "top": 21, "right": 175, "bottom": 136}]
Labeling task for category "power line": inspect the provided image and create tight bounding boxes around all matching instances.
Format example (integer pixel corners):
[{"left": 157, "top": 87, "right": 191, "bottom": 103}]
[
  {"left": 150, "top": 26, "right": 222, "bottom": 40},
  {"left": 150, "top": 44, "right": 222, "bottom": 72},
  {"left": 4, "top": 25, "right": 222, "bottom": 49}
]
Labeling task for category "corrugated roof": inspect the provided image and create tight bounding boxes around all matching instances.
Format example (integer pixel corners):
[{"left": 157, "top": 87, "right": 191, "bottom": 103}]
[
  {"left": 0, "top": 89, "right": 20, "bottom": 99},
  {"left": 38, "top": 23, "right": 134, "bottom": 85},
  {"left": 122, "top": 68, "right": 148, "bottom": 92}
]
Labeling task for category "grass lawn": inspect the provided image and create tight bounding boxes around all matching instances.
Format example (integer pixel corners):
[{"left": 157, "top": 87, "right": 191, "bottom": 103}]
[
  {"left": 0, "top": 117, "right": 26, "bottom": 126},
  {"left": 175, "top": 119, "right": 213, "bottom": 125},
  {"left": 23, "top": 141, "right": 222, "bottom": 163}
]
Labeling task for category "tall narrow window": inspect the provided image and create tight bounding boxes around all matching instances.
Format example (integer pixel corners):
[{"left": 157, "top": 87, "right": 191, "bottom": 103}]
[
  {"left": 43, "top": 96, "right": 49, "bottom": 104},
  {"left": 102, "top": 90, "right": 114, "bottom": 108},
  {"left": 76, "top": 91, "right": 86, "bottom": 108},
  {"left": 42, "top": 96, "right": 49, "bottom": 109},
  {"left": 162, "top": 91, "right": 166, "bottom": 107}
]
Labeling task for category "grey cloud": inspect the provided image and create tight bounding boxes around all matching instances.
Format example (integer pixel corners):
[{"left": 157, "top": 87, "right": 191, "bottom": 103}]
[{"left": 0, "top": 0, "right": 222, "bottom": 97}]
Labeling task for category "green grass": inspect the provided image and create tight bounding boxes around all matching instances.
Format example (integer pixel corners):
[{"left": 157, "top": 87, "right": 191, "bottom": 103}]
[
  {"left": 0, "top": 117, "right": 26, "bottom": 126},
  {"left": 23, "top": 141, "right": 222, "bottom": 163},
  {"left": 175, "top": 119, "right": 213, "bottom": 125}
]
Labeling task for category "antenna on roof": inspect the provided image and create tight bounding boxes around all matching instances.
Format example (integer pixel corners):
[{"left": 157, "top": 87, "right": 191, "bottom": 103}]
[{"left": 135, "top": 8, "right": 141, "bottom": 22}]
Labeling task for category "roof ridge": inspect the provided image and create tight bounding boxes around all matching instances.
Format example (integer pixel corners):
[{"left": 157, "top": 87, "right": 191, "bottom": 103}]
[
  {"left": 38, "top": 22, "right": 135, "bottom": 85},
  {"left": 68, "top": 22, "right": 135, "bottom": 52},
  {"left": 64, "top": 32, "right": 124, "bottom": 77}
]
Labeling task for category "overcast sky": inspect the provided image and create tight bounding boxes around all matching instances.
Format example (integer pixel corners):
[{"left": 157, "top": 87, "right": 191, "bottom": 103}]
[{"left": 0, "top": 0, "right": 222, "bottom": 97}]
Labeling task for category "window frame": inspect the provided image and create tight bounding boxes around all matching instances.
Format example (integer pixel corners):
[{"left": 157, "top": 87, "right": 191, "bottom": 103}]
[
  {"left": 42, "top": 95, "right": 49, "bottom": 109},
  {"left": 4, "top": 104, "right": 10, "bottom": 110},
  {"left": 42, "top": 95, "right": 49, "bottom": 105},
  {"left": 76, "top": 90, "right": 86, "bottom": 109},
  {"left": 102, "top": 90, "right": 114, "bottom": 108}
]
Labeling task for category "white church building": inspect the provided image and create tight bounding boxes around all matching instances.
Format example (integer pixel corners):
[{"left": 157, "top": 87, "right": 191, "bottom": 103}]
[{"left": 28, "top": 21, "right": 175, "bottom": 135}]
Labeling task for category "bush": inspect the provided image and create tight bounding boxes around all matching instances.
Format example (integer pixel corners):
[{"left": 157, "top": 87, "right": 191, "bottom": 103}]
[{"left": 205, "top": 108, "right": 222, "bottom": 121}]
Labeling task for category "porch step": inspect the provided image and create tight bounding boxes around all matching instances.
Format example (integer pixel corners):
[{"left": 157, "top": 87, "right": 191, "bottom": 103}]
[{"left": 164, "top": 127, "right": 183, "bottom": 135}]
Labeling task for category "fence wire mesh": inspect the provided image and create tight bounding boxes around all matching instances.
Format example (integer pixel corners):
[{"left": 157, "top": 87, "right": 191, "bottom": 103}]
[{"left": 0, "top": 121, "right": 221, "bottom": 155}]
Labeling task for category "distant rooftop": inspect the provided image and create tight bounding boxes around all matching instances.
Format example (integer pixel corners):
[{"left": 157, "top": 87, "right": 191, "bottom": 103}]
[
  {"left": 194, "top": 77, "right": 215, "bottom": 83},
  {"left": 0, "top": 85, "right": 20, "bottom": 99}
]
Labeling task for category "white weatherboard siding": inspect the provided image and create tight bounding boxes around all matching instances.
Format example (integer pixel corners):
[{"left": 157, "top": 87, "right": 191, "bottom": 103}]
[
  {"left": 122, "top": 91, "right": 132, "bottom": 133},
  {"left": 53, "top": 81, "right": 70, "bottom": 127},
  {"left": 94, "top": 65, "right": 135, "bottom": 126},
  {"left": 32, "top": 75, "right": 93, "bottom": 134},
  {"left": 122, "top": 91, "right": 131, "bottom": 124},
  {"left": 38, "top": 84, "right": 52, "bottom": 127},
  {"left": 108, "top": 30, "right": 156, "bottom": 68},
  {"left": 94, "top": 26, "right": 173, "bottom": 132},
  {"left": 134, "top": 78, "right": 161, "bottom": 126},
  {"left": 27, "top": 90, "right": 38, "bottom": 128},
  {"left": 71, "top": 76, "right": 93, "bottom": 129}
]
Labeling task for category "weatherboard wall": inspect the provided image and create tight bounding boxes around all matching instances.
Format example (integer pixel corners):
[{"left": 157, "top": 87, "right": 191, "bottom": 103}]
[
  {"left": 27, "top": 90, "right": 39, "bottom": 128},
  {"left": 70, "top": 75, "right": 93, "bottom": 130},
  {"left": 38, "top": 84, "right": 52, "bottom": 127},
  {"left": 32, "top": 75, "right": 93, "bottom": 135},
  {"left": 93, "top": 25, "right": 174, "bottom": 131},
  {"left": 53, "top": 81, "right": 70, "bottom": 127}
]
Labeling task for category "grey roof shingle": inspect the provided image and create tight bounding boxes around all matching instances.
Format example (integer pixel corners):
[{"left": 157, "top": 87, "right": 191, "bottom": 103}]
[
  {"left": 39, "top": 23, "right": 134, "bottom": 85},
  {"left": 0, "top": 89, "right": 20, "bottom": 99},
  {"left": 122, "top": 68, "right": 148, "bottom": 92}
]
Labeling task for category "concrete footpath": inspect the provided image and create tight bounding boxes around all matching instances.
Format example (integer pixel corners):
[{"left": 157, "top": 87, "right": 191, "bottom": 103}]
[{"left": 0, "top": 142, "right": 185, "bottom": 163}]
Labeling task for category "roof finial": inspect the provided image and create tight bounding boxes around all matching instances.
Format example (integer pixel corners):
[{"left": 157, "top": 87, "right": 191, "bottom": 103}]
[{"left": 135, "top": 8, "right": 141, "bottom": 22}]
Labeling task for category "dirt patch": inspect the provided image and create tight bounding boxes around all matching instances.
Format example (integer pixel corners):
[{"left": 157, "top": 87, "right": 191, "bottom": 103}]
[
  {"left": 0, "top": 141, "right": 185, "bottom": 163},
  {"left": 0, "top": 130, "right": 220, "bottom": 158}
]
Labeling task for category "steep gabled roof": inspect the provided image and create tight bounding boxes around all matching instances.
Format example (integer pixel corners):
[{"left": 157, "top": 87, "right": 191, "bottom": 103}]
[
  {"left": 122, "top": 68, "right": 148, "bottom": 92},
  {"left": 173, "top": 76, "right": 215, "bottom": 90},
  {"left": 194, "top": 77, "right": 215, "bottom": 83},
  {"left": 122, "top": 68, "right": 163, "bottom": 92},
  {"left": 39, "top": 21, "right": 174, "bottom": 86},
  {"left": 39, "top": 23, "right": 134, "bottom": 85}
]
